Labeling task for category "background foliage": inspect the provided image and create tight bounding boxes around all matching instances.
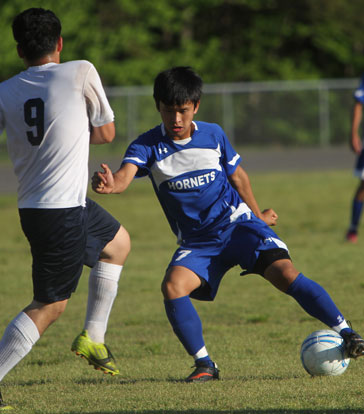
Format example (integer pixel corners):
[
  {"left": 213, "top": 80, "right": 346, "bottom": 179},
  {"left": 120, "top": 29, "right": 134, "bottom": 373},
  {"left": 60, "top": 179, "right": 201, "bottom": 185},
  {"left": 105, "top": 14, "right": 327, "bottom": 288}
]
[{"left": 1, "top": 0, "right": 364, "bottom": 86}]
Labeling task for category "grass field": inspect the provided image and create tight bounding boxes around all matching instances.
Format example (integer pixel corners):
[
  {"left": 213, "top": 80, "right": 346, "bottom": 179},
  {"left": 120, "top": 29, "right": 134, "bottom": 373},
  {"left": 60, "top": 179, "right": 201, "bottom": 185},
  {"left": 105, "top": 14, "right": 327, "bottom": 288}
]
[{"left": 1, "top": 169, "right": 364, "bottom": 413}]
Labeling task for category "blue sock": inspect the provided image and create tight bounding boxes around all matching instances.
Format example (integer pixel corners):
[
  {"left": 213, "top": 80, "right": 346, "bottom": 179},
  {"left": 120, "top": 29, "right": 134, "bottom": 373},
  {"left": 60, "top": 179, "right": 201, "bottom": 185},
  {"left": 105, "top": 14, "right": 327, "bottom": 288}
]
[
  {"left": 286, "top": 273, "right": 344, "bottom": 328},
  {"left": 351, "top": 199, "right": 363, "bottom": 230},
  {"left": 195, "top": 355, "right": 214, "bottom": 367},
  {"left": 164, "top": 295, "right": 206, "bottom": 356}
]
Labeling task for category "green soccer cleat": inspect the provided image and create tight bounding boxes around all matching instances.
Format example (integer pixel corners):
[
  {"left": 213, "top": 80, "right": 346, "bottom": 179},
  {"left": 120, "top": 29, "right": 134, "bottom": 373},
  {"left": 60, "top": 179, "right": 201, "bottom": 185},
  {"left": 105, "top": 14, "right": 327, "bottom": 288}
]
[
  {"left": 0, "top": 391, "right": 13, "bottom": 411},
  {"left": 71, "top": 330, "right": 119, "bottom": 376}
]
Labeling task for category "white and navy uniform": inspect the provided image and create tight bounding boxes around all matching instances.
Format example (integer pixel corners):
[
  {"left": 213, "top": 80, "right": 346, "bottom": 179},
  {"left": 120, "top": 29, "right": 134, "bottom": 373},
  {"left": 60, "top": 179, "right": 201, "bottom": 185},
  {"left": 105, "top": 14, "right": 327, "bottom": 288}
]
[
  {"left": 122, "top": 121, "right": 288, "bottom": 300},
  {"left": 353, "top": 75, "right": 364, "bottom": 178},
  {"left": 0, "top": 61, "right": 120, "bottom": 302}
]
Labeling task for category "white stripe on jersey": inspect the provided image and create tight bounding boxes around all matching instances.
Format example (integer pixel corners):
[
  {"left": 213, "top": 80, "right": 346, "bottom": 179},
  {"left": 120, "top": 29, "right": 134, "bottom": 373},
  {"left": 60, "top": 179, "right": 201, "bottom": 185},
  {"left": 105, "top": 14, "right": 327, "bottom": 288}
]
[
  {"left": 228, "top": 153, "right": 240, "bottom": 166},
  {"left": 264, "top": 237, "right": 289, "bottom": 251},
  {"left": 229, "top": 202, "right": 251, "bottom": 223},
  {"left": 123, "top": 156, "right": 146, "bottom": 164},
  {"left": 151, "top": 144, "right": 222, "bottom": 187}
]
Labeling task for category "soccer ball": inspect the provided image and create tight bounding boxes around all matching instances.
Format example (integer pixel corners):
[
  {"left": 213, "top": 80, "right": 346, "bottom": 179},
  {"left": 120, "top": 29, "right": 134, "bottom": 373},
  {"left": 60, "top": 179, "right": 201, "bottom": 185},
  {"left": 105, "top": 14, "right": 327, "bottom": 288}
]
[{"left": 300, "top": 329, "right": 350, "bottom": 376}]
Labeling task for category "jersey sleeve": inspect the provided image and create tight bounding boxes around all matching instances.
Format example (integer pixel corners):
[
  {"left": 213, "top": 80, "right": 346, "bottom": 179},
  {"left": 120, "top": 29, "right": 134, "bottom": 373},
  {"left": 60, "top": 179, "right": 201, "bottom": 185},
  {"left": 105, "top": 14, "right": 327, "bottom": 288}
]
[
  {"left": 121, "top": 137, "right": 151, "bottom": 178},
  {"left": 217, "top": 125, "right": 241, "bottom": 176},
  {"left": 354, "top": 75, "right": 364, "bottom": 104},
  {"left": 0, "top": 95, "right": 5, "bottom": 135},
  {"left": 83, "top": 64, "right": 114, "bottom": 127},
  {"left": 0, "top": 109, "right": 4, "bottom": 135}
]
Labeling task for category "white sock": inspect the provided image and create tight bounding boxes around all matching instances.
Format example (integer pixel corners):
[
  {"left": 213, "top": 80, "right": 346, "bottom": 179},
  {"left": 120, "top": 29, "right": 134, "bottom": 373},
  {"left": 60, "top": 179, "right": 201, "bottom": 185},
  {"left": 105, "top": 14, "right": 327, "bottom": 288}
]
[
  {"left": 332, "top": 320, "right": 350, "bottom": 333},
  {"left": 193, "top": 346, "right": 209, "bottom": 360},
  {"left": 0, "top": 312, "right": 40, "bottom": 381},
  {"left": 84, "top": 261, "right": 122, "bottom": 343}
]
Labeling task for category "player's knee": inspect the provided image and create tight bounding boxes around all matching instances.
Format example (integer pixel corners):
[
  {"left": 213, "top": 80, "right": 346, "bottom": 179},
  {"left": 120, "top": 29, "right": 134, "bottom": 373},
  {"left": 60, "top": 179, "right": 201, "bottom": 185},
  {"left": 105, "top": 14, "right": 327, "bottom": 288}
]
[
  {"left": 161, "top": 279, "right": 172, "bottom": 299},
  {"left": 115, "top": 225, "right": 131, "bottom": 256},
  {"left": 356, "top": 181, "right": 364, "bottom": 199},
  {"left": 49, "top": 300, "right": 68, "bottom": 320},
  {"left": 25, "top": 299, "right": 68, "bottom": 330},
  {"left": 161, "top": 266, "right": 202, "bottom": 299},
  {"left": 161, "top": 279, "right": 185, "bottom": 300},
  {"left": 264, "top": 259, "right": 299, "bottom": 292},
  {"left": 101, "top": 225, "right": 131, "bottom": 265}
]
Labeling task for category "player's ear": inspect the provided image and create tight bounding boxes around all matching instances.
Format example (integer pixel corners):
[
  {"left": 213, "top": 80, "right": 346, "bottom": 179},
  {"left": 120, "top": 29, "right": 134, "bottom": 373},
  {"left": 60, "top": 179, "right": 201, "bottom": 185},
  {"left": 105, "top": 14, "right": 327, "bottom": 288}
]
[
  {"left": 193, "top": 101, "right": 200, "bottom": 114},
  {"left": 57, "top": 36, "right": 63, "bottom": 53},
  {"left": 16, "top": 44, "right": 24, "bottom": 59}
]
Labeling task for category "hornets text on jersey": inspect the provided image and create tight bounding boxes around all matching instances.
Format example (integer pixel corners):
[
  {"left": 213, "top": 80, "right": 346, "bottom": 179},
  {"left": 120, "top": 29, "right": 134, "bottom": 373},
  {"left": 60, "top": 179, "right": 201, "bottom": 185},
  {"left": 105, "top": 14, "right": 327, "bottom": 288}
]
[{"left": 122, "top": 121, "right": 252, "bottom": 243}]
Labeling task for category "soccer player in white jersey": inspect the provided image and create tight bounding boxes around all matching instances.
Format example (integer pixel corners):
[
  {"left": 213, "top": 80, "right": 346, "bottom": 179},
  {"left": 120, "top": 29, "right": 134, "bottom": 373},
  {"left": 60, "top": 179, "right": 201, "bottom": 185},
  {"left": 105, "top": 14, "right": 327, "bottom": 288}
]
[
  {"left": 0, "top": 8, "right": 130, "bottom": 409},
  {"left": 92, "top": 66, "right": 364, "bottom": 382}
]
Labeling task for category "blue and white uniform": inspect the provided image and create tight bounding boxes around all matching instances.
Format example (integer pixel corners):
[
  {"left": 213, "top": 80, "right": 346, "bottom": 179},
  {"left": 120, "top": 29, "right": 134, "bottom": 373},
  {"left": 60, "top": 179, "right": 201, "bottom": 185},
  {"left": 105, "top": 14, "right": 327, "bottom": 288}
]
[
  {"left": 122, "top": 121, "right": 288, "bottom": 300},
  {"left": 353, "top": 75, "right": 364, "bottom": 178}
]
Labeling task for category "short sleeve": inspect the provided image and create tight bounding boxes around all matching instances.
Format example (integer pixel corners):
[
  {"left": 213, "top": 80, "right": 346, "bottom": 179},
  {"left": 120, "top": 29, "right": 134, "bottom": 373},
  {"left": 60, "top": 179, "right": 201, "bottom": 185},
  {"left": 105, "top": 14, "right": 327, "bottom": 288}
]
[
  {"left": 354, "top": 75, "right": 364, "bottom": 104},
  {"left": 0, "top": 96, "right": 5, "bottom": 135},
  {"left": 83, "top": 64, "right": 114, "bottom": 127},
  {"left": 122, "top": 138, "right": 151, "bottom": 178},
  {"left": 218, "top": 126, "right": 241, "bottom": 176}
]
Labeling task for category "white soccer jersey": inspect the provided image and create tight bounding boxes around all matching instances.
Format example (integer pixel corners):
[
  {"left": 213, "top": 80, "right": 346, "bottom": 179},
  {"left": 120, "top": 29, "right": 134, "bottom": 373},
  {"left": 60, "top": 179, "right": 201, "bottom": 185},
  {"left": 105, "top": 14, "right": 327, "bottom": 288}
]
[{"left": 0, "top": 60, "right": 114, "bottom": 208}]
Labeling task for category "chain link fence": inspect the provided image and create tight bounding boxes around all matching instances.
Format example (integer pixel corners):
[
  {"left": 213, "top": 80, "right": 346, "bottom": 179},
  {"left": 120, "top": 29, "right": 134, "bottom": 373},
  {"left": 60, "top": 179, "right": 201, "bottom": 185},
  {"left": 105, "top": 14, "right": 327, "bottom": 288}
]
[
  {"left": 106, "top": 78, "right": 358, "bottom": 148},
  {"left": 0, "top": 78, "right": 359, "bottom": 157}
]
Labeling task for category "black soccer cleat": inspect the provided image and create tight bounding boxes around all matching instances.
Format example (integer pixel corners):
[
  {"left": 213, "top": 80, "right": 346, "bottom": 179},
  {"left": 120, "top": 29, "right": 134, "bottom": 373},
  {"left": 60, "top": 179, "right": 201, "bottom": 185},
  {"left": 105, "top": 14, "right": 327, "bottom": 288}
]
[
  {"left": 185, "top": 361, "right": 220, "bottom": 383},
  {"left": 341, "top": 329, "right": 364, "bottom": 359}
]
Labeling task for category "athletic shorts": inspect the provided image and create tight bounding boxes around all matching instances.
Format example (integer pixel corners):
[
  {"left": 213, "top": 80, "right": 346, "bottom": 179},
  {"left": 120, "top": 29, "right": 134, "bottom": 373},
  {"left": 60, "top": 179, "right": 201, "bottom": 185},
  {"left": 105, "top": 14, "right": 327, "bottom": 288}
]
[
  {"left": 167, "top": 215, "right": 289, "bottom": 301},
  {"left": 354, "top": 148, "right": 364, "bottom": 179},
  {"left": 19, "top": 198, "right": 120, "bottom": 303}
]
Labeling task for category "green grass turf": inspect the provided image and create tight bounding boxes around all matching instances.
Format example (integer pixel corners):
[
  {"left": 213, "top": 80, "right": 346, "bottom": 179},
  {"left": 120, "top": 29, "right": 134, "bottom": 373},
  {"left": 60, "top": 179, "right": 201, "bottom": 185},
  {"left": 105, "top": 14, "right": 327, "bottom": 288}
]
[{"left": 1, "top": 169, "right": 364, "bottom": 413}]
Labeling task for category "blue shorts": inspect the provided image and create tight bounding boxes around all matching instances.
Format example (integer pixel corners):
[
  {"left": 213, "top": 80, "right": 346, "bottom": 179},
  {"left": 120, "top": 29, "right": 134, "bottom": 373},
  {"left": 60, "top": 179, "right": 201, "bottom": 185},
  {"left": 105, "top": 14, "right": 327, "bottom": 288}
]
[
  {"left": 354, "top": 149, "right": 364, "bottom": 179},
  {"left": 168, "top": 215, "right": 288, "bottom": 301},
  {"left": 19, "top": 198, "right": 120, "bottom": 303}
]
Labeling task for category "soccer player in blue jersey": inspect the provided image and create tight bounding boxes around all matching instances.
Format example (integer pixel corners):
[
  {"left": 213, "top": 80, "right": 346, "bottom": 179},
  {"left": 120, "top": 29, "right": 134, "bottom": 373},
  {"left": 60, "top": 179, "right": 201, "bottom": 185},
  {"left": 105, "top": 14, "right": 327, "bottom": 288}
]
[
  {"left": 92, "top": 66, "right": 364, "bottom": 382},
  {"left": 346, "top": 75, "right": 364, "bottom": 243}
]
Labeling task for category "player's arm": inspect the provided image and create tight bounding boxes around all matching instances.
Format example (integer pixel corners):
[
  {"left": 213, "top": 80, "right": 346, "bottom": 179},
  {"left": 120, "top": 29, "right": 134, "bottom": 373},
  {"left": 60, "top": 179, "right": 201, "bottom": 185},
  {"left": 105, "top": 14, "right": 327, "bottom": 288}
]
[
  {"left": 90, "top": 122, "right": 115, "bottom": 144},
  {"left": 84, "top": 63, "right": 115, "bottom": 144},
  {"left": 92, "top": 162, "right": 138, "bottom": 194},
  {"left": 228, "top": 164, "right": 278, "bottom": 226},
  {"left": 350, "top": 102, "right": 363, "bottom": 154}
]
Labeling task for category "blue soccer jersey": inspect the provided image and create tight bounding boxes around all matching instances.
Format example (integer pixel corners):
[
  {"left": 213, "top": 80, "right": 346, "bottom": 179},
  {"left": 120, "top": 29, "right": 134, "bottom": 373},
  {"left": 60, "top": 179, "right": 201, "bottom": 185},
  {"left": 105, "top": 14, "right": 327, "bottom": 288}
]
[
  {"left": 122, "top": 121, "right": 251, "bottom": 243},
  {"left": 354, "top": 75, "right": 364, "bottom": 105}
]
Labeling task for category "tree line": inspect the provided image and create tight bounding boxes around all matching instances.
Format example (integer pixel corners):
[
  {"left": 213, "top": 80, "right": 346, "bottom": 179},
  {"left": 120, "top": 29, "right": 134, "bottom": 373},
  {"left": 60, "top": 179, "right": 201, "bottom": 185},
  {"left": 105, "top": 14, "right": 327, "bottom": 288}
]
[{"left": 1, "top": 0, "right": 363, "bottom": 86}]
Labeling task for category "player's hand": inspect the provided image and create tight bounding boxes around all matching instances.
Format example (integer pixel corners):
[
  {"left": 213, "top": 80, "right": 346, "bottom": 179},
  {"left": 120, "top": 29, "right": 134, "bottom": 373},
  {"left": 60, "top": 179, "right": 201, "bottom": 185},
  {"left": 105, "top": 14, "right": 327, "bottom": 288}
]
[
  {"left": 351, "top": 134, "right": 362, "bottom": 154},
  {"left": 261, "top": 208, "right": 278, "bottom": 226},
  {"left": 92, "top": 163, "right": 114, "bottom": 194}
]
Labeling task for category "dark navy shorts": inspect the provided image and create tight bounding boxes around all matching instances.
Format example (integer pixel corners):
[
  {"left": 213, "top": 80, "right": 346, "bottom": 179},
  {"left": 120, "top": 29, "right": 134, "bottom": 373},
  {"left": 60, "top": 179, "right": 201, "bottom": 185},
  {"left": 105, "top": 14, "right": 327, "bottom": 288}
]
[
  {"left": 19, "top": 198, "right": 120, "bottom": 303},
  {"left": 168, "top": 215, "right": 289, "bottom": 301},
  {"left": 354, "top": 148, "right": 364, "bottom": 179}
]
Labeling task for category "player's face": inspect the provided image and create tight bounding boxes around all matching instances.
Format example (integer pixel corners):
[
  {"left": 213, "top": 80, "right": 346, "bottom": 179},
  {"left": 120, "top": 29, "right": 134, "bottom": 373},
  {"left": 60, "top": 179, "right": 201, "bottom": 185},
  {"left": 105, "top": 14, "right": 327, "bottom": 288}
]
[{"left": 159, "top": 101, "right": 200, "bottom": 140}]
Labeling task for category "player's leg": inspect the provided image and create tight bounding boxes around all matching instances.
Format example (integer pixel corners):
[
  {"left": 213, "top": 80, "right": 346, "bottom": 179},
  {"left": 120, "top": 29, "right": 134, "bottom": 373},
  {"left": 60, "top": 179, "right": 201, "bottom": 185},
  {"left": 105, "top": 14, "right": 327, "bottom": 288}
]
[
  {"left": 263, "top": 258, "right": 364, "bottom": 358},
  {"left": 346, "top": 150, "right": 364, "bottom": 242},
  {"left": 82, "top": 225, "right": 130, "bottom": 343},
  {"left": 71, "top": 199, "right": 130, "bottom": 375},
  {"left": 346, "top": 179, "right": 364, "bottom": 243},
  {"left": 0, "top": 207, "right": 85, "bottom": 408},
  {"left": 162, "top": 266, "right": 219, "bottom": 382},
  {"left": 0, "top": 299, "right": 67, "bottom": 383}
]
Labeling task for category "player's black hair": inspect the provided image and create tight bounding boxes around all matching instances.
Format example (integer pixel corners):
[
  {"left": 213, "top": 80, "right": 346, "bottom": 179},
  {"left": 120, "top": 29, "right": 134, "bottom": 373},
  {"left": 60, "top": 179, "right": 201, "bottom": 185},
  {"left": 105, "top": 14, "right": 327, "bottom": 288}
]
[
  {"left": 12, "top": 8, "right": 61, "bottom": 61},
  {"left": 153, "top": 66, "right": 202, "bottom": 109}
]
